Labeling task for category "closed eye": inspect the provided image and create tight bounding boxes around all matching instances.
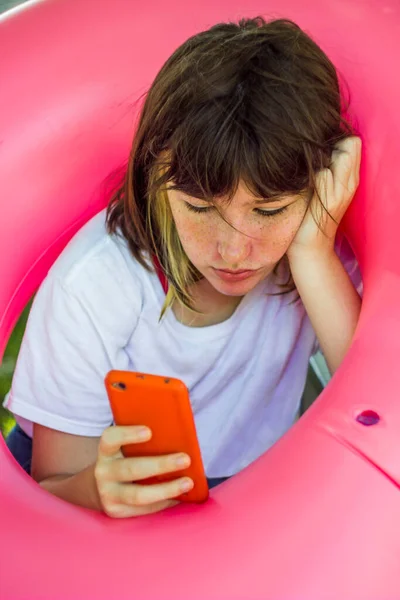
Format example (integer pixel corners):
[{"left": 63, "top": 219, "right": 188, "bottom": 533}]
[
  {"left": 254, "top": 206, "right": 288, "bottom": 218},
  {"left": 184, "top": 202, "right": 288, "bottom": 218},
  {"left": 184, "top": 202, "right": 212, "bottom": 214}
]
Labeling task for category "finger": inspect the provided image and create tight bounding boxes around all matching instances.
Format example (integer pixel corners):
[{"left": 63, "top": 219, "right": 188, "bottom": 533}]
[
  {"left": 331, "top": 137, "right": 361, "bottom": 197},
  {"left": 343, "top": 136, "right": 362, "bottom": 193},
  {"left": 117, "top": 477, "right": 194, "bottom": 506},
  {"left": 98, "top": 425, "right": 152, "bottom": 458},
  {"left": 104, "top": 499, "right": 179, "bottom": 519},
  {"left": 330, "top": 150, "right": 352, "bottom": 198},
  {"left": 352, "top": 137, "right": 362, "bottom": 188},
  {"left": 313, "top": 168, "right": 333, "bottom": 210},
  {"left": 110, "top": 453, "right": 191, "bottom": 482},
  {"left": 333, "top": 136, "right": 361, "bottom": 157}
]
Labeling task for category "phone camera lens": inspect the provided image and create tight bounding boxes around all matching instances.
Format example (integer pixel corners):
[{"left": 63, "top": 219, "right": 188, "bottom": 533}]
[{"left": 112, "top": 382, "right": 126, "bottom": 390}]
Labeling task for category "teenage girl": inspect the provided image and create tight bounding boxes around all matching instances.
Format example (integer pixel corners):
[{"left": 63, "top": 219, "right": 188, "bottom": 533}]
[{"left": 4, "top": 17, "right": 362, "bottom": 518}]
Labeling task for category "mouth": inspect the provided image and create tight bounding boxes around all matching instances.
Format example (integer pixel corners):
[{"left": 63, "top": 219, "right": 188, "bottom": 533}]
[
  {"left": 212, "top": 267, "right": 258, "bottom": 282},
  {"left": 217, "top": 268, "right": 253, "bottom": 274}
]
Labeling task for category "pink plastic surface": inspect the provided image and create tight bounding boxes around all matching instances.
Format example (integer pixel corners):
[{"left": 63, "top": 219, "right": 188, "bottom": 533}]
[{"left": 0, "top": 0, "right": 400, "bottom": 598}]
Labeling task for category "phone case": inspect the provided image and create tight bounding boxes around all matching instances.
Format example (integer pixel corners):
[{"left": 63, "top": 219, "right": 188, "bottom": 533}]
[{"left": 105, "top": 370, "right": 209, "bottom": 503}]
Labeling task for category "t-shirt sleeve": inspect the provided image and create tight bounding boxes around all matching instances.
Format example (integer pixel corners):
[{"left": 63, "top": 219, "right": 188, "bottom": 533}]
[
  {"left": 311, "top": 232, "right": 363, "bottom": 357},
  {"left": 7, "top": 274, "right": 128, "bottom": 436}
]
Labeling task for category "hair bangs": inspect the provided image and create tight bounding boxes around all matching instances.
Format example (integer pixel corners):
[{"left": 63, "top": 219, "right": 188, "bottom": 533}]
[{"left": 150, "top": 90, "right": 315, "bottom": 207}]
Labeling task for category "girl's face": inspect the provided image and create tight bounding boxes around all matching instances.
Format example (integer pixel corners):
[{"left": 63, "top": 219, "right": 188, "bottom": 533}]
[{"left": 167, "top": 181, "right": 308, "bottom": 297}]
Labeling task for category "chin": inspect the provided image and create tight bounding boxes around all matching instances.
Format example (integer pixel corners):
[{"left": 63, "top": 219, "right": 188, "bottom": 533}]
[{"left": 210, "top": 276, "right": 261, "bottom": 297}]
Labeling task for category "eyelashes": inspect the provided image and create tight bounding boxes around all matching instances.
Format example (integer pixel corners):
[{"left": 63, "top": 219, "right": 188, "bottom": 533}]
[
  {"left": 254, "top": 206, "right": 288, "bottom": 218},
  {"left": 184, "top": 202, "right": 288, "bottom": 218}
]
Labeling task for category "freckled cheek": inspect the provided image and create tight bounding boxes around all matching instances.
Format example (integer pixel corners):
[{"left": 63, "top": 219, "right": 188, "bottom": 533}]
[
  {"left": 172, "top": 212, "right": 214, "bottom": 258},
  {"left": 257, "top": 205, "right": 307, "bottom": 261}
]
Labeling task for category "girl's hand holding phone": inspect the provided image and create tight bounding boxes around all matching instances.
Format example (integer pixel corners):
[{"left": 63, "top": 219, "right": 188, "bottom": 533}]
[{"left": 94, "top": 425, "right": 193, "bottom": 518}]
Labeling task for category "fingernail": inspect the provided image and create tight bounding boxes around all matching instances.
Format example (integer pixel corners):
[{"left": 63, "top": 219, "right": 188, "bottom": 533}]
[
  {"left": 137, "top": 427, "right": 151, "bottom": 440},
  {"left": 175, "top": 454, "right": 190, "bottom": 467},
  {"left": 180, "top": 478, "right": 193, "bottom": 492}
]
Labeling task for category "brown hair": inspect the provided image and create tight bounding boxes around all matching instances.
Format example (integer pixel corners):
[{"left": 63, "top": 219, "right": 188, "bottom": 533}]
[{"left": 106, "top": 16, "right": 356, "bottom": 315}]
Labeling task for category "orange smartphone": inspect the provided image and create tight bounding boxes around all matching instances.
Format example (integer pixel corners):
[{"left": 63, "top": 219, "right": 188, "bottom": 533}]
[{"left": 104, "top": 370, "right": 209, "bottom": 503}]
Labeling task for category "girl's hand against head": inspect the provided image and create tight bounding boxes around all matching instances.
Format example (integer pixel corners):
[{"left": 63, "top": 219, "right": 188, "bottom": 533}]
[
  {"left": 94, "top": 425, "right": 193, "bottom": 518},
  {"left": 287, "top": 136, "right": 362, "bottom": 260}
]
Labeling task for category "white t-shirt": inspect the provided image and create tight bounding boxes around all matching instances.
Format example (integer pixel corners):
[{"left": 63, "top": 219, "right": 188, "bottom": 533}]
[{"left": 4, "top": 209, "right": 362, "bottom": 477}]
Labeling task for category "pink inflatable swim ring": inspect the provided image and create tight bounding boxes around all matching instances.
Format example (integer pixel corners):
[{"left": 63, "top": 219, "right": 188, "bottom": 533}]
[{"left": 0, "top": 0, "right": 400, "bottom": 598}]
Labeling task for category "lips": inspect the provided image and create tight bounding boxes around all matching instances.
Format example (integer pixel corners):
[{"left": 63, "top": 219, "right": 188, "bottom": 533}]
[
  {"left": 212, "top": 267, "right": 257, "bottom": 282},
  {"left": 217, "top": 269, "right": 253, "bottom": 274}
]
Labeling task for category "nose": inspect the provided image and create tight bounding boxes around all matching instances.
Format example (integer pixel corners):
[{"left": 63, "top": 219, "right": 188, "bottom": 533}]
[{"left": 217, "top": 225, "right": 251, "bottom": 267}]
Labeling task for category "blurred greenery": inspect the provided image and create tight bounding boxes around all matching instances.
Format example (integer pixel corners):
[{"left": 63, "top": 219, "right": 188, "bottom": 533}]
[
  {"left": 0, "top": 303, "right": 31, "bottom": 438},
  {"left": 0, "top": 0, "right": 29, "bottom": 13}
]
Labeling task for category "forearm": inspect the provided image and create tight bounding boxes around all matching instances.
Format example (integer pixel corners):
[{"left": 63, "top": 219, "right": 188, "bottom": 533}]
[
  {"left": 38, "top": 463, "right": 102, "bottom": 512},
  {"left": 289, "top": 249, "right": 361, "bottom": 375}
]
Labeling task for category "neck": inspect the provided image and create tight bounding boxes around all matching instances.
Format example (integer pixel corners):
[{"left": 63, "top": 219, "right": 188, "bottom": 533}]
[{"left": 172, "top": 279, "right": 243, "bottom": 327}]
